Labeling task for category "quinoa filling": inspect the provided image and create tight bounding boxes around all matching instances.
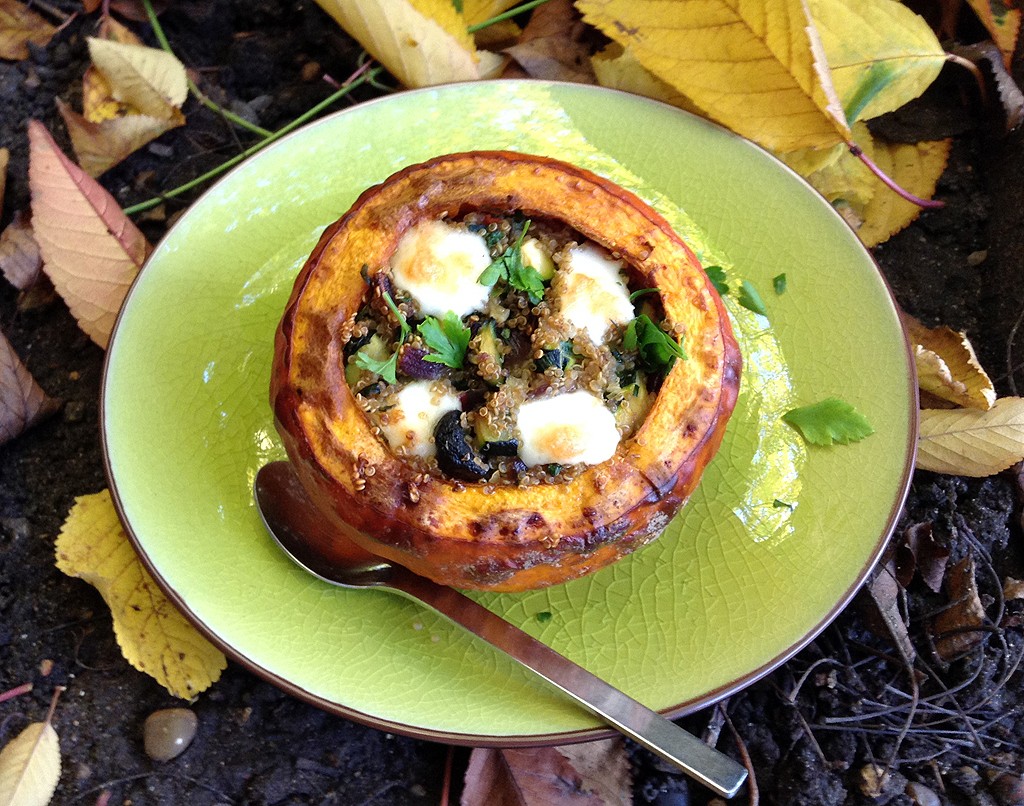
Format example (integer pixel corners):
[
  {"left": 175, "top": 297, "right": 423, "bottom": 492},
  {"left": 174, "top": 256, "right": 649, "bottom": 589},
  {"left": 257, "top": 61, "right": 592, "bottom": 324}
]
[{"left": 342, "top": 212, "right": 687, "bottom": 486}]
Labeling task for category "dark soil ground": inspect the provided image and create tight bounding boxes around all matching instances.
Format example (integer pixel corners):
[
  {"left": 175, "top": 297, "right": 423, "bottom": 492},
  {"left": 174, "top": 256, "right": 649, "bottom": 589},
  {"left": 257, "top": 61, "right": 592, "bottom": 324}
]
[{"left": 2, "top": 2, "right": 1024, "bottom": 804}]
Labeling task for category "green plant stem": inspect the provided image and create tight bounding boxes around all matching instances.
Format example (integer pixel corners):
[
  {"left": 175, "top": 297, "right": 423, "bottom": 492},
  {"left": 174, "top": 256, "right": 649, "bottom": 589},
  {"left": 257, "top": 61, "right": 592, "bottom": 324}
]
[
  {"left": 141, "top": 0, "right": 274, "bottom": 139},
  {"left": 123, "top": 66, "right": 383, "bottom": 216},
  {"left": 467, "top": 0, "right": 552, "bottom": 32}
]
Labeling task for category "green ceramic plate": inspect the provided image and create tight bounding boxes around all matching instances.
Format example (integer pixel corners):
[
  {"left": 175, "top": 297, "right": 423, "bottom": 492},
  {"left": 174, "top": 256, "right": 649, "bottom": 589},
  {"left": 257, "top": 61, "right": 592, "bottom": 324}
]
[{"left": 103, "top": 81, "right": 916, "bottom": 744}]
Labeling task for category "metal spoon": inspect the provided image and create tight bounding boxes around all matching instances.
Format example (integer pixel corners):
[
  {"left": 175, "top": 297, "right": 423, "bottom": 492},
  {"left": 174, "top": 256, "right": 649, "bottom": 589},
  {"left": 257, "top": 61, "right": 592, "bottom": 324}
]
[{"left": 254, "top": 460, "right": 748, "bottom": 798}]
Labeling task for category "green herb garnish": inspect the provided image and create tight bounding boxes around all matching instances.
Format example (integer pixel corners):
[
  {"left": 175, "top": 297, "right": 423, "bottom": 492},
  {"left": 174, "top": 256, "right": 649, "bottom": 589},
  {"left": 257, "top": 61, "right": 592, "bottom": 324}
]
[
  {"left": 536, "top": 611, "right": 553, "bottom": 623},
  {"left": 705, "top": 265, "right": 730, "bottom": 296},
  {"left": 353, "top": 289, "right": 409, "bottom": 384},
  {"left": 354, "top": 350, "right": 399, "bottom": 384},
  {"left": 782, "top": 397, "right": 874, "bottom": 446},
  {"left": 738, "top": 279, "right": 768, "bottom": 317},
  {"left": 629, "top": 288, "right": 658, "bottom": 302},
  {"left": 772, "top": 499, "right": 794, "bottom": 510},
  {"left": 624, "top": 314, "right": 686, "bottom": 373},
  {"left": 545, "top": 463, "right": 563, "bottom": 476},
  {"left": 773, "top": 273, "right": 787, "bottom": 295},
  {"left": 419, "top": 311, "right": 472, "bottom": 369},
  {"left": 478, "top": 220, "right": 546, "bottom": 303}
]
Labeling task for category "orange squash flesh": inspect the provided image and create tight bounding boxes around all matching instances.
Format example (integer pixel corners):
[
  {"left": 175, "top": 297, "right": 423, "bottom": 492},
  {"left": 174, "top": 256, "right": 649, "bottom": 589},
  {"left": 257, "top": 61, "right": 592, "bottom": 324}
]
[{"left": 271, "top": 151, "right": 741, "bottom": 592}]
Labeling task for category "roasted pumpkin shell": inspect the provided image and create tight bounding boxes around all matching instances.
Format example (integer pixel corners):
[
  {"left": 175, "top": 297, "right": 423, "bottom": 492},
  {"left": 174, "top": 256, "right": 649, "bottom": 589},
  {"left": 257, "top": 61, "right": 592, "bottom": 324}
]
[{"left": 271, "top": 151, "right": 741, "bottom": 592}]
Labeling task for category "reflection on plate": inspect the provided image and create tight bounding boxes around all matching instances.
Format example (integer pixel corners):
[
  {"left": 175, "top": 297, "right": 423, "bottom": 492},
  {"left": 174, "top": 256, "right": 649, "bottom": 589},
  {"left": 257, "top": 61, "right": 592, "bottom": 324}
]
[{"left": 102, "top": 81, "right": 915, "bottom": 744}]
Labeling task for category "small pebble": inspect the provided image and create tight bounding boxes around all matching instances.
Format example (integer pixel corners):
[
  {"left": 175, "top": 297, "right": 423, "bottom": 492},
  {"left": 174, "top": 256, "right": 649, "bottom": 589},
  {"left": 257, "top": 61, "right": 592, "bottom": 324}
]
[
  {"left": 967, "top": 250, "right": 988, "bottom": 267},
  {"left": 906, "top": 781, "right": 941, "bottom": 806},
  {"left": 143, "top": 708, "right": 198, "bottom": 762}
]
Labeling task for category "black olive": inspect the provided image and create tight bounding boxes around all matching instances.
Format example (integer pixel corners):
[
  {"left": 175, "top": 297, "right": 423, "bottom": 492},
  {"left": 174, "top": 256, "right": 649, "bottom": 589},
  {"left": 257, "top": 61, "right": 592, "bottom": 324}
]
[
  {"left": 343, "top": 328, "right": 373, "bottom": 358},
  {"left": 434, "top": 411, "right": 490, "bottom": 482},
  {"left": 356, "top": 381, "right": 383, "bottom": 397},
  {"left": 535, "top": 341, "right": 574, "bottom": 372},
  {"left": 481, "top": 439, "right": 519, "bottom": 457}
]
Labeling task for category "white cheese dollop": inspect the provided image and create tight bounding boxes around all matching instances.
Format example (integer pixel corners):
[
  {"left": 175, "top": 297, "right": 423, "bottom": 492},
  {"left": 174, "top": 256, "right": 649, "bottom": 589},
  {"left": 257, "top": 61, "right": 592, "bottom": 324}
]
[
  {"left": 516, "top": 391, "right": 621, "bottom": 467},
  {"left": 379, "top": 380, "right": 460, "bottom": 458},
  {"left": 390, "top": 220, "right": 492, "bottom": 318},
  {"left": 558, "top": 243, "right": 635, "bottom": 344}
]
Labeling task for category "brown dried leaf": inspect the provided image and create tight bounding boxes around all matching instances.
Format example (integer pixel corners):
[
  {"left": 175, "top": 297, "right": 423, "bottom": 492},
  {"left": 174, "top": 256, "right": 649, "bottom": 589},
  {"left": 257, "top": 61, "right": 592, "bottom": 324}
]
[
  {"left": 0, "top": 146, "right": 8, "bottom": 217},
  {"left": 556, "top": 740, "right": 632, "bottom": 806},
  {"left": 917, "top": 396, "right": 1024, "bottom": 477},
  {"left": 87, "top": 37, "right": 188, "bottom": 118},
  {"left": 0, "top": 0, "right": 57, "bottom": 60},
  {"left": 896, "top": 522, "right": 949, "bottom": 594},
  {"left": 27, "top": 120, "right": 150, "bottom": 348},
  {"left": 461, "top": 745, "right": 614, "bottom": 806},
  {"left": 58, "top": 97, "right": 184, "bottom": 177},
  {"left": 933, "top": 555, "right": 987, "bottom": 661},
  {"left": 1005, "top": 577, "right": 1024, "bottom": 600},
  {"left": 0, "top": 329, "right": 60, "bottom": 447},
  {"left": 865, "top": 557, "right": 916, "bottom": 664},
  {"left": 0, "top": 210, "right": 43, "bottom": 290},
  {"left": 953, "top": 41, "right": 1024, "bottom": 132},
  {"left": 902, "top": 312, "right": 995, "bottom": 411},
  {"left": 503, "top": 0, "right": 595, "bottom": 84}
]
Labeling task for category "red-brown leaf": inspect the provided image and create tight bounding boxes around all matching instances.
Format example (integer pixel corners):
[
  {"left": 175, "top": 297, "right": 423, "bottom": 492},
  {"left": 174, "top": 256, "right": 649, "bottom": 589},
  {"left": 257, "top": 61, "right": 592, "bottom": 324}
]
[
  {"left": 27, "top": 119, "right": 150, "bottom": 348},
  {"left": 0, "top": 210, "right": 43, "bottom": 290},
  {"left": 933, "top": 555, "right": 988, "bottom": 661},
  {"left": 0, "top": 329, "right": 60, "bottom": 446},
  {"left": 461, "top": 745, "right": 612, "bottom": 806}
]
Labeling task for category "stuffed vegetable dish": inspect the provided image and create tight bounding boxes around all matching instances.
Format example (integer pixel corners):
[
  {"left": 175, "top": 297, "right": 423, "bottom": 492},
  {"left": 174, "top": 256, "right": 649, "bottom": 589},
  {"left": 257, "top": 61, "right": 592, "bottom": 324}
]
[{"left": 271, "top": 151, "right": 741, "bottom": 592}]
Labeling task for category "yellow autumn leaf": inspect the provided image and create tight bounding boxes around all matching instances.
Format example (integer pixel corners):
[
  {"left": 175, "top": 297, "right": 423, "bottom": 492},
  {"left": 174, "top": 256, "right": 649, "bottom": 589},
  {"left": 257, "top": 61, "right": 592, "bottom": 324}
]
[
  {"left": 28, "top": 120, "right": 150, "bottom": 348},
  {"left": 55, "top": 491, "right": 227, "bottom": 699},
  {"left": 591, "top": 43, "right": 702, "bottom": 114},
  {"left": 462, "top": 0, "right": 520, "bottom": 28},
  {"left": 965, "top": 0, "right": 1021, "bottom": 67},
  {"left": 314, "top": 0, "right": 505, "bottom": 87},
  {"left": 903, "top": 313, "right": 995, "bottom": 411},
  {"left": 0, "top": 722, "right": 60, "bottom": 806},
  {"left": 778, "top": 121, "right": 878, "bottom": 222},
  {"left": 856, "top": 137, "right": 951, "bottom": 247},
  {"left": 83, "top": 18, "right": 145, "bottom": 123},
  {"left": 576, "top": 0, "right": 849, "bottom": 152},
  {"left": 58, "top": 98, "right": 184, "bottom": 178},
  {"left": 0, "top": 0, "right": 56, "bottom": 61},
  {"left": 87, "top": 37, "right": 188, "bottom": 119},
  {"left": 917, "top": 397, "right": 1024, "bottom": 477},
  {"left": 807, "top": 0, "right": 946, "bottom": 123}
]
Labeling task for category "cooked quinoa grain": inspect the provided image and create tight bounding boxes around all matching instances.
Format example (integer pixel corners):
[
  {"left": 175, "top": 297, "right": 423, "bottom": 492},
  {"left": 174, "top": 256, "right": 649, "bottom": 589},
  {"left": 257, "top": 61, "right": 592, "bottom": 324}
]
[{"left": 343, "top": 211, "right": 685, "bottom": 485}]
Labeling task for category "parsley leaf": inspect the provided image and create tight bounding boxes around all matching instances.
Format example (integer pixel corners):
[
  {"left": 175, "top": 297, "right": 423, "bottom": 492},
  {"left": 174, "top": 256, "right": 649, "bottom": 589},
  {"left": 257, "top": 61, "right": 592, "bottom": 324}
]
[
  {"left": 738, "top": 280, "right": 768, "bottom": 317},
  {"left": 773, "top": 273, "right": 787, "bottom": 295},
  {"left": 624, "top": 314, "right": 686, "bottom": 373},
  {"left": 419, "top": 311, "right": 472, "bottom": 368},
  {"left": 705, "top": 265, "right": 730, "bottom": 296},
  {"left": 478, "top": 220, "right": 545, "bottom": 303},
  {"left": 353, "top": 289, "right": 409, "bottom": 384},
  {"left": 355, "top": 349, "right": 399, "bottom": 384},
  {"left": 782, "top": 398, "right": 875, "bottom": 446}
]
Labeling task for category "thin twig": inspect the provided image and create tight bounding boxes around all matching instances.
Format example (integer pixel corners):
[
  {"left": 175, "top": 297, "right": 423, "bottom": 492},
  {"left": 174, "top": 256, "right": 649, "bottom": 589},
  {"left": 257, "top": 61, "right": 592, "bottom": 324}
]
[{"left": 140, "top": 0, "right": 274, "bottom": 139}]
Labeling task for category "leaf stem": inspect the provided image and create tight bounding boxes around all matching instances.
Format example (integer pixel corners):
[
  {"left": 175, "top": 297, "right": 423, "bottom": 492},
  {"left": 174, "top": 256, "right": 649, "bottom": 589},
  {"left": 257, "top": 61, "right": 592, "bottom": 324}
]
[
  {"left": 467, "top": 0, "right": 552, "bottom": 32},
  {"left": 849, "top": 143, "right": 945, "bottom": 210},
  {"left": 140, "top": 0, "right": 274, "bottom": 139},
  {"left": 123, "top": 65, "right": 383, "bottom": 215},
  {"left": 0, "top": 682, "right": 33, "bottom": 703}
]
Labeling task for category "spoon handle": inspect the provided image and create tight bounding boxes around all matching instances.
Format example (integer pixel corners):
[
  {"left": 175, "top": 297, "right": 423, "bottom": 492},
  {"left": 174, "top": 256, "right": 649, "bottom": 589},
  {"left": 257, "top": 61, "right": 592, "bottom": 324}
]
[{"left": 388, "top": 569, "right": 748, "bottom": 799}]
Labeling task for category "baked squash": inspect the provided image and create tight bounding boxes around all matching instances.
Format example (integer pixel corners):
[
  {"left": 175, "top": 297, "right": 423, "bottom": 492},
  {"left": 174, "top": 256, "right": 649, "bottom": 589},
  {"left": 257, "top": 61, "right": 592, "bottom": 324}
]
[{"left": 271, "top": 151, "right": 741, "bottom": 592}]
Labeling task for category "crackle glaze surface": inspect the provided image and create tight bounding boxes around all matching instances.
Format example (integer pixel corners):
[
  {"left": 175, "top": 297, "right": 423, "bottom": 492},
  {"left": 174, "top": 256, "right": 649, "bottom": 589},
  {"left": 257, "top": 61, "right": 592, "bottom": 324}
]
[{"left": 103, "top": 81, "right": 915, "bottom": 742}]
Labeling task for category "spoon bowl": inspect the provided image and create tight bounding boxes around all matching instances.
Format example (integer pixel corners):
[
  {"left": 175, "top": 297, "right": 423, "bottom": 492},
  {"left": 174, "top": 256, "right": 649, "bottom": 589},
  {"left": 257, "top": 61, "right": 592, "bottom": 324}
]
[{"left": 254, "top": 460, "right": 748, "bottom": 799}]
